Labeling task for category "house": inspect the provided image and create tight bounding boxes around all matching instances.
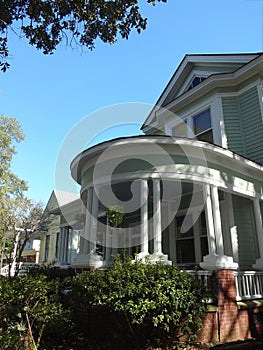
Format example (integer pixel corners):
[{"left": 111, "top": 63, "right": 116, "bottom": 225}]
[
  {"left": 69, "top": 52, "right": 263, "bottom": 272},
  {"left": 37, "top": 189, "right": 82, "bottom": 267},
  {"left": 41, "top": 53, "right": 263, "bottom": 342}
]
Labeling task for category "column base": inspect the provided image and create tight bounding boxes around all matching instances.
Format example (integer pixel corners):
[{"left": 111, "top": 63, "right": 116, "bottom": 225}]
[
  {"left": 72, "top": 253, "right": 103, "bottom": 270},
  {"left": 253, "top": 258, "right": 263, "bottom": 270},
  {"left": 200, "top": 254, "right": 238, "bottom": 271}
]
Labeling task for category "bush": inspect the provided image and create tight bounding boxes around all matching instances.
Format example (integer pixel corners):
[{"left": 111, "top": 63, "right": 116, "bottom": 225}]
[
  {"left": 69, "top": 256, "right": 208, "bottom": 347},
  {"left": 0, "top": 274, "right": 74, "bottom": 349},
  {"left": 28, "top": 264, "right": 76, "bottom": 280}
]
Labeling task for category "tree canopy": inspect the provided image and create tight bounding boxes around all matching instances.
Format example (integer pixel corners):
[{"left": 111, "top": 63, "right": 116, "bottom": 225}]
[
  {"left": 0, "top": 0, "right": 166, "bottom": 72},
  {"left": 0, "top": 116, "right": 27, "bottom": 197},
  {"left": 0, "top": 116, "right": 43, "bottom": 275}
]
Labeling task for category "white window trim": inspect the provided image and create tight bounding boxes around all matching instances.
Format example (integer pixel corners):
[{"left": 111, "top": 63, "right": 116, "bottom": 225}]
[
  {"left": 165, "top": 97, "right": 224, "bottom": 146},
  {"left": 192, "top": 109, "right": 213, "bottom": 140},
  {"left": 177, "top": 70, "right": 212, "bottom": 96}
]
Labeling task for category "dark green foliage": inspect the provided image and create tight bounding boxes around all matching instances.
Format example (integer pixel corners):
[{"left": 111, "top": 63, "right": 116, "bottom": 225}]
[
  {"left": 0, "top": 259, "right": 208, "bottom": 348},
  {"left": 28, "top": 264, "right": 76, "bottom": 280},
  {"left": 107, "top": 205, "right": 125, "bottom": 227},
  {"left": 0, "top": 274, "right": 74, "bottom": 349},
  {"left": 0, "top": 0, "right": 167, "bottom": 71},
  {"left": 69, "top": 256, "right": 208, "bottom": 346}
]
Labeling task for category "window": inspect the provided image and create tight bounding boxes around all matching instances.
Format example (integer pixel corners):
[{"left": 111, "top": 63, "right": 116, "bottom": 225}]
[
  {"left": 187, "top": 76, "right": 206, "bottom": 91},
  {"left": 176, "top": 215, "right": 195, "bottom": 264},
  {"left": 67, "top": 229, "right": 79, "bottom": 264},
  {"left": 200, "top": 212, "right": 208, "bottom": 258},
  {"left": 24, "top": 240, "right": 33, "bottom": 250},
  {"left": 171, "top": 119, "right": 188, "bottom": 138},
  {"left": 175, "top": 211, "right": 208, "bottom": 265},
  {"left": 193, "top": 109, "right": 213, "bottom": 143}
]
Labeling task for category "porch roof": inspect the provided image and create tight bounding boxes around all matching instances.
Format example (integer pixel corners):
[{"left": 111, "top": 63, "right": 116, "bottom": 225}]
[{"left": 71, "top": 136, "right": 263, "bottom": 194}]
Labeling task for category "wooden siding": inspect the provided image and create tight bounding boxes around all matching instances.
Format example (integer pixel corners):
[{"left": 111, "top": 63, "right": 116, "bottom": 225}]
[
  {"left": 222, "top": 87, "right": 263, "bottom": 164},
  {"left": 222, "top": 96, "right": 244, "bottom": 155},
  {"left": 240, "top": 87, "right": 263, "bottom": 163},
  {"left": 232, "top": 195, "right": 259, "bottom": 270}
]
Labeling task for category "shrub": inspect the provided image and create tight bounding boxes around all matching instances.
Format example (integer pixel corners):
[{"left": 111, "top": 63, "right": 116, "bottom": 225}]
[
  {"left": 0, "top": 274, "right": 74, "bottom": 349},
  {"left": 28, "top": 264, "right": 76, "bottom": 280},
  {"left": 69, "top": 256, "right": 208, "bottom": 347}
]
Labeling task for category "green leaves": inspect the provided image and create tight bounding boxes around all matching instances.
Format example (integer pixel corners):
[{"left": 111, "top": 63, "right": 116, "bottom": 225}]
[
  {"left": 70, "top": 256, "right": 208, "bottom": 346},
  {"left": 107, "top": 205, "right": 124, "bottom": 227},
  {"left": 0, "top": 0, "right": 167, "bottom": 71},
  {"left": 0, "top": 275, "right": 74, "bottom": 348}
]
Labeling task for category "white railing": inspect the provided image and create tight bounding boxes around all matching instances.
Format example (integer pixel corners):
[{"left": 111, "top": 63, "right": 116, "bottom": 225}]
[
  {"left": 234, "top": 271, "right": 263, "bottom": 301},
  {"left": 16, "top": 262, "right": 37, "bottom": 276},
  {"left": 0, "top": 262, "right": 37, "bottom": 277},
  {"left": 0, "top": 264, "right": 10, "bottom": 277},
  {"left": 186, "top": 270, "right": 213, "bottom": 288}
]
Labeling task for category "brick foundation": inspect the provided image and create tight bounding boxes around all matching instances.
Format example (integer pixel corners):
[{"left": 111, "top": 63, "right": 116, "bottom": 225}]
[
  {"left": 197, "top": 309, "right": 218, "bottom": 343},
  {"left": 197, "top": 269, "right": 263, "bottom": 344}
]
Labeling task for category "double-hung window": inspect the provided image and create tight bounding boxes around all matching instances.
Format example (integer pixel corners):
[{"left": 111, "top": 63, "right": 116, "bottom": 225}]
[{"left": 193, "top": 109, "right": 213, "bottom": 143}]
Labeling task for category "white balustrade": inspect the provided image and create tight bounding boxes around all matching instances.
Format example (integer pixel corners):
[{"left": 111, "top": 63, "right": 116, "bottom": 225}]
[{"left": 234, "top": 271, "right": 263, "bottom": 301}]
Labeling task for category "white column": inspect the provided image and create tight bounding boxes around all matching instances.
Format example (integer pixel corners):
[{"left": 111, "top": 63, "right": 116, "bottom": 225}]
[
  {"left": 153, "top": 179, "right": 162, "bottom": 254},
  {"left": 253, "top": 199, "right": 263, "bottom": 269},
  {"left": 211, "top": 186, "right": 224, "bottom": 255},
  {"left": 89, "top": 188, "right": 99, "bottom": 253},
  {"left": 203, "top": 184, "right": 216, "bottom": 255},
  {"left": 84, "top": 187, "right": 93, "bottom": 254},
  {"left": 104, "top": 222, "right": 112, "bottom": 265},
  {"left": 73, "top": 187, "right": 103, "bottom": 269},
  {"left": 200, "top": 185, "right": 238, "bottom": 271},
  {"left": 225, "top": 192, "right": 239, "bottom": 263},
  {"left": 140, "top": 179, "right": 149, "bottom": 255}
]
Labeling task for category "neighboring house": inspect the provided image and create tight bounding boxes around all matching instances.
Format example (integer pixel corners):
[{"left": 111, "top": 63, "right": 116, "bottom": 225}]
[
  {"left": 37, "top": 189, "right": 82, "bottom": 267},
  {"left": 21, "top": 239, "right": 41, "bottom": 263}
]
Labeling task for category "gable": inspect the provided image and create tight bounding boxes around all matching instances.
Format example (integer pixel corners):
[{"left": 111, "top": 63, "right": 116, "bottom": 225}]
[
  {"left": 44, "top": 189, "right": 80, "bottom": 215},
  {"left": 142, "top": 53, "right": 260, "bottom": 131}
]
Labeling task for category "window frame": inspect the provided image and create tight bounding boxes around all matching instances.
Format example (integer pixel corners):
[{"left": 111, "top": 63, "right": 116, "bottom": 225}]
[
  {"left": 166, "top": 99, "right": 220, "bottom": 144},
  {"left": 192, "top": 108, "right": 213, "bottom": 143},
  {"left": 173, "top": 208, "right": 208, "bottom": 267}
]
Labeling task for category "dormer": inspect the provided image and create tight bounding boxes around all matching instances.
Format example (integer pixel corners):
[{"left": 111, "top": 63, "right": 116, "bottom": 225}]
[{"left": 142, "top": 53, "right": 263, "bottom": 164}]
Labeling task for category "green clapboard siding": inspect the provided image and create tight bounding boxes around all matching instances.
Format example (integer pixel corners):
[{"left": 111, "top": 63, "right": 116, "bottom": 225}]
[
  {"left": 222, "top": 86, "right": 263, "bottom": 164},
  {"left": 222, "top": 96, "right": 244, "bottom": 155},
  {"left": 239, "top": 87, "right": 263, "bottom": 164},
  {"left": 232, "top": 195, "right": 259, "bottom": 270}
]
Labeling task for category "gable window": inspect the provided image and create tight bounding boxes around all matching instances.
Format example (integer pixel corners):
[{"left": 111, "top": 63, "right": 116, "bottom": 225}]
[
  {"left": 187, "top": 76, "right": 206, "bottom": 92},
  {"left": 193, "top": 109, "right": 213, "bottom": 143}
]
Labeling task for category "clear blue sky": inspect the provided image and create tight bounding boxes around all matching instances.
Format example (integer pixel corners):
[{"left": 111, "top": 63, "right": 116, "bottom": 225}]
[{"left": 1, "top": 0, "right": 262, "bottom": 204}]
